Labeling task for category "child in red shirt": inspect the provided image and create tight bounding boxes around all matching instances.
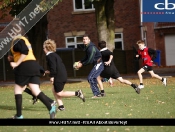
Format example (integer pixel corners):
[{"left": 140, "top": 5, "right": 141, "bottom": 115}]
[{"left": 136, "top": 40, "right": 167, "bottom": 89}]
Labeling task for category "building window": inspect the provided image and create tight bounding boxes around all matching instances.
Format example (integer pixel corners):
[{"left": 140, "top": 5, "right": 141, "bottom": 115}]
[
  {"left": 66, "top": 36, "right": 84, "bottom": 49},
  {"left": 114, "top": 33, "right": 124, "bottom": 50},
  {"left": 73, "top": 0, "right": 95, "bottom": 11}
]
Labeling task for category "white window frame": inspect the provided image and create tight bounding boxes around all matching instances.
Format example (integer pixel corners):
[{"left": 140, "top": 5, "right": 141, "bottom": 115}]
[
  {"left": 65, "top": 36, "right": 84, "bottom": 49},
  {"left": 73, "top": 0, "right": 95, "bottom": 12},
  {"left": 114, "top": 33, "right": 124, "bottom": 50}
]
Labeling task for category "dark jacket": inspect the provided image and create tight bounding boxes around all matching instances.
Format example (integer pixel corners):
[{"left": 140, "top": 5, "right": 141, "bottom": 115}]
[
  {"left": 46, "top": 52, "right": 67, "bottom": 82},
  {"left": 80, "top": 42, "right": 102, "bottom": 66}
]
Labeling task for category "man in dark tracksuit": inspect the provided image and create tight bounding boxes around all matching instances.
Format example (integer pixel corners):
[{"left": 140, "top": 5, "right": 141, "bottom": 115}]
[{"left": 77, "top": 34, "right": 104, "bottom": 98}]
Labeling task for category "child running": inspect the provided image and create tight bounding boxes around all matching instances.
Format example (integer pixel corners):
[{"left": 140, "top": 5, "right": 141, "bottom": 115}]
[
  {"left": 97, "top": 41, "right": 140, "bottom": 96},
  {"left": 136, "top": 40, "right": 167, "bottom": 89},
  {"left": 9, "top": 35, "right": 57, "bottom": 119},
  {"left": 43, "top": 39, "right": 85, "bottom": 111}
]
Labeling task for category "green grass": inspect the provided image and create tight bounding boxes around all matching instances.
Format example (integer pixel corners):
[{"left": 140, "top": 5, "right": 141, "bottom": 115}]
[{"left": 0, "top": 77, "right": 175, "bottom": 132}]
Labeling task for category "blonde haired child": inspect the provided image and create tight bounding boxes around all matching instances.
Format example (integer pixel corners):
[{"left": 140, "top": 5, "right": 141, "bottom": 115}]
[{"left": 43, "top": 39, "right": 85, "bottom": 111}]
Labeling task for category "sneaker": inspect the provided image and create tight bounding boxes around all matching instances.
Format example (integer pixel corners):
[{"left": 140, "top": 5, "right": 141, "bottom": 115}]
[
  {"left": 108, "top": 78, "right": 114, "bottom": 86},
  {"left": 77, "top": 89, "right": 85, "bottom": 102},
  {"left": 132, "top": 83, "right": 138, "bottom": 88},
  {"left": 92, "top": 94, "right": 101, "bottom": 98},
  {"left": 58, "top": 106, "right": 65, "bottom": 111},
  {"left": 135, "top": 88, "right": 140, "bottom": 94},
  {"left": 32, "top": 97, "right": 38, "bottom": 105},
  {"left": 49, "top": 105, "right": 57, "bottom": 119},
  {"left": 13, "top": 115, "right": 23, "bottom": 119},
  {"left": 101, "top": 92, "right": 106, "bottom": 97},
  {"left": 51, "top": 101, "right": 57, "bottom": 106},
  {"left": 163, "top": 78, "right": 167, "bottom": 86},
  {"left": 102, "top": 78, "right": 108, "bottom": 82},
  {"left": 138, "top": 85, "right": 144, "bottom": 89}
]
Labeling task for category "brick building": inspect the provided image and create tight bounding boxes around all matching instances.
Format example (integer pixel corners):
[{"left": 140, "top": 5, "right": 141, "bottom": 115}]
[
  {"left": 47, "top": 0, "right": 141, "bottom": 51},
  {"left": 0, "top": 0, "right": 175, "bottom": 81},
  {"left": 142, "top": 22, "right": 175, "bottom": 66}
]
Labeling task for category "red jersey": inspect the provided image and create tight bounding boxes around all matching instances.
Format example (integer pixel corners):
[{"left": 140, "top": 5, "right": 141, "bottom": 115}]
[{"left": 138, "top": 47, "right": 153, "bottom": 66}]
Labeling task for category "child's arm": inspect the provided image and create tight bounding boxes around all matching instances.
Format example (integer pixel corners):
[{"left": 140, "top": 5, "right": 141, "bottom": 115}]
[
  {"left": 39, "top": 66, "right": 46, "bottom": 76},
  {"left": 10, "top": 54, "right": 26, "bottom": 69},
  {"left": 133, "top": 46, "right": 140, "bottom": 59},
  {"left": 148, "top": 48, "right": 157, "bottom": 61},
  {"left": 135, "top": 53, "right": 140, "bottom": 60},
  {"left": 105, "top": 55, "right": 113, "bottom": 66}
]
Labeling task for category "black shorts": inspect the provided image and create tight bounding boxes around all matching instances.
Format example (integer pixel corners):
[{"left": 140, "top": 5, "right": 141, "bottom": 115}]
[
  {"left": 142, "top": 65, "right": 153, "bottom": 71},
  {"left": 15, "top": 75, "right": 40, "bottom": 86},
  {"left": 100, "top": 65, "right": 121, "bottom": 79},
  {"left": 53, "top": 82, "right": 66, "bottom": 93}
]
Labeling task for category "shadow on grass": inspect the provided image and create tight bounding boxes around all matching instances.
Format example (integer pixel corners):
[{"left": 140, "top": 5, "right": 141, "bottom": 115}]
[{"left": 0, "top": 104, "right": 46, "bottom": 112}]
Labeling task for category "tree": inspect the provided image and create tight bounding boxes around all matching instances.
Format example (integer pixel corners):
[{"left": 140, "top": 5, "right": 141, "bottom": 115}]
[
  {"left": 0, "top": 0, "right": 60, "bottom": 67},
  {"left": 93, "top": 0, "right": 115, "bottom": 51}
]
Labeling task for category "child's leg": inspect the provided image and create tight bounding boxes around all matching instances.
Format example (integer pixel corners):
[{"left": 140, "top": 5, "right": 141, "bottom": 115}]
[
  {"left": 108, "top": 78, "right": 114, "bottom": 86},
  {"left": 149, "top": 70, "right": 162, "bottom": 80},
  {"left": 29, "top": 83, "right": 56, "bottom": 118},
  {"left": 24, "top": 87, "right": 38, "bottom": 104},
  {"left": 117, "top": 77, "right": 140, "bottom": 94},
  {"left": 24, "top": 87, "right": 34, "bottom": 96},
  {"left": 52, "top": 87, "right": 64, "bottom": 111},
  {"left": 149, "top": 70, "right": 167, "bottom": 86},
  {"left": 29, "top": 83, "right": 51, "bottom": 110},
  {"left": 137, "top": 68, "right": 145, "bottom": 88},
  {"left": 14, "top": 84, "right": 25, "bottom": 118},
  {"left": 117, "top": 77, "right": 132, "bottom": 85},
  {"left": 57, "top": 96, "right": 65, "bottom": 111}
]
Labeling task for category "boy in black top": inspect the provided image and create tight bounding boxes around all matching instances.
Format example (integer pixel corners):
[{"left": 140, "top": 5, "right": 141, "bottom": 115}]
[
  {"left": 8, "top": 35, "right": 57, "bottom": 119},
  {"left": 43, "top": 39, "right": 85, "bottom": 111},
  {"left": 97, "top": 41, "right": 140, "bottom": 95}
]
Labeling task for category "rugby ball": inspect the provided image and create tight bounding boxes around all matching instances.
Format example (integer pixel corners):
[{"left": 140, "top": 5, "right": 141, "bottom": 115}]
[{"left": 73, "top": 62, "right": 79, "bottom": 70}]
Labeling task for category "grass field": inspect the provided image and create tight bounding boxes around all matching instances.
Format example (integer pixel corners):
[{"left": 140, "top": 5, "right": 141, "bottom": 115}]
[{"left": 0, "top": 77, "right": 175, "bottom": 132}]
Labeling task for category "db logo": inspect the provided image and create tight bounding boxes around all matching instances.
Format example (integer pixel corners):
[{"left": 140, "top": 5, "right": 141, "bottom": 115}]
[{"left": 155, "top": 0, "right": 175, "bottom": 10}]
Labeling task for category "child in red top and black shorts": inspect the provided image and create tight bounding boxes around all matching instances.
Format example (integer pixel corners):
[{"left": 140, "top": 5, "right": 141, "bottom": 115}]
[{"left": 136, "top": 40, "right": 167, "bottom": 89}]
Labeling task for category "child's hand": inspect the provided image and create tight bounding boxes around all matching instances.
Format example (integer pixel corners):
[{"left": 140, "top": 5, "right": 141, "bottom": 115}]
[
  {"left": 10, "top": 62, "right": 18, "bottom": 69},
  {"left": 104, "top": 61, "right": 111, "bottom": 66},
  {"left": 77, "top": 61, "right": 83, "bottom": 68},
  {"left": 7, "top": 55, "right": 14, "bottom": 62},
  {"left": 45, "top": 70, "right": 50, "bottom": 74},
  {"left": 50, "top": 77, "right": 54, "bottom": 84}
]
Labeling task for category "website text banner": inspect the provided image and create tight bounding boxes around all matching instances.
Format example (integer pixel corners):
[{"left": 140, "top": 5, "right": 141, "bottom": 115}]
[
  {"left": 142, "top": 0, "right": 175, "bottom": 22},
  {"left": 0, "top": 0, "right": 60, "bottom": 59},
  {"left": 0, "top": 119, "right": 175, "bottom": 126}
]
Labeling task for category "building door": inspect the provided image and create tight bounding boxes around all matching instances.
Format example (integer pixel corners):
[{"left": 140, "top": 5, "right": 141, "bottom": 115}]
[{"left": 165, "top": 34, "right": 175, "bottom": 66}]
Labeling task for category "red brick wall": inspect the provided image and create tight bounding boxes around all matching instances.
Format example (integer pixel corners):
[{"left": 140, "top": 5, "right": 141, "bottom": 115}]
[
  {"left": 115, "top": 0, "right": 141, "bottom": 50},
  {"left": 48, "top": 0, "right": 141, "bottom": 50},
  {"left": 155, "top": 28, "right": 175, "bottom": 66},
  {"left": 143, "top": 22, "right": 156, "bottom": 49},
  {"left": 47, "top": 0, "right": 98, "bottom": 48}
]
